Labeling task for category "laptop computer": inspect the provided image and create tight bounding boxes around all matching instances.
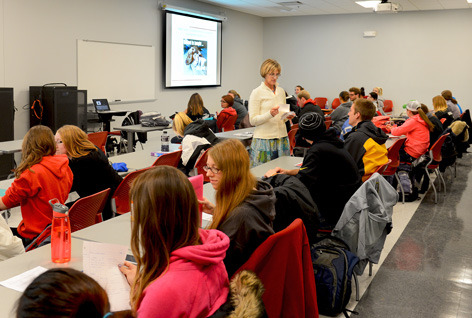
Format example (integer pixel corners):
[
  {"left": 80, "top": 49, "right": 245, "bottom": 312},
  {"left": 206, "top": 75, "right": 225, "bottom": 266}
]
[{"left": 92, "top": 99, "right": 126, "bottom": 114}]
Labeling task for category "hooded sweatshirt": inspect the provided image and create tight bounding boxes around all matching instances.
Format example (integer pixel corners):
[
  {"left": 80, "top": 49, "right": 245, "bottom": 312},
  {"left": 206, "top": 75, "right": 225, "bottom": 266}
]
[
  {"left": 390, "top": 114, "right": 430, "bottom": 159},
  {"left": 137, "top": 229, "right": 230, "bottom": 318},
  {"left": 216, "top": 107, "right": 238, "bottom": 132},
  {"left": 218, "top": 180, "right": 276, "bottom": 277},
  {"left": 2, "top": 155, "right": 73, "bottom": 239},
  {"left": 296, "top": 129, "right": 361, "bottom": 226},
  {"left": 344, "top": 120, "right": 389, "bottom": 181}
]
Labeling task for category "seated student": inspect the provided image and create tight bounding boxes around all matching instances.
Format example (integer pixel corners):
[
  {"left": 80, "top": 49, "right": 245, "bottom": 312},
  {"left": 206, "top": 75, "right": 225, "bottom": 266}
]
[
  {"left": 441, "top": 89, "right": 461, "bottom": 119},
  {"left": 344, "top": 99, "right": 389, "bottom": 182},
  {"left": 373, "top": 86, "right": 385, "bottom": 102},
  {"left": 386, "top": 100, "right": 434, "bottom": 199},
  {"left": 199, "top": 139, "right": 276, "bottom": 277},
  {"left": 0, "top": 125, "right": 73, "bottom": 246},
  {"left": 216, "top": 95, "right": 237, "bottom": 132},
  {"left": 228, "top": 90, "right": 248, "bottom": 129},
  {"left": 171, "top": 111, "right": 193, "bottom": 144},
  {"left": 17, "top": 268, "right": 132, "bottom": 318},
  {"left": 0, "top": 215, "right": 24, "bottom": 261},
  {"left": 55, "top": 125, "right": 123, "bottom": 220},
  {"left": 265, "top": 113, "right": 361, "bottom": 228},
  {"left": 119, "top": 166, "right": 229, "bottom": 318},
  {"left": 432, "top": 95, "right": 454, "bottom": 128},
  {"left": 330, "top": 90, "right": 352, "bottom": 134},
  {"left": 294, "top": 90, "right": 324, "bottom": 147},
  {"left": 185, "top": 93, "right": 210, "bottom": 121},
  {"left": 367, "top": 91, "right": 385, "bottom": 116},
  {"left": 420, "top": 104, "right": 444, "bottom": 147}
]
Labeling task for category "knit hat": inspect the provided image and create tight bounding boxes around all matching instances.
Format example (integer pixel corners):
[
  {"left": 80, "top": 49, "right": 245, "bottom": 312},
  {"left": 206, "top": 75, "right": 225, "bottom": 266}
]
[
  {"left": 405, "top": 100, "right": 421, "bottom": 112},
  {"left": 298, "top": 112, "right": 326, "bottom": 141}
]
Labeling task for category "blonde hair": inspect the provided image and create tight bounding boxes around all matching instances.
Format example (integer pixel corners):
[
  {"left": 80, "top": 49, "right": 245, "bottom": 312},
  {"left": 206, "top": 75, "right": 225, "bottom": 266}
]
[
  {"left": 228, "top": 90, "right": 240, "bottom": 99},
  {"left": 260, "top": 59, "right": 281, "bottom": 78},
  {"left": 432, "top": 95, "right": 448, "bottom": 112},
  {"left": 129, "top": 166, "right": 200, "bottom": 312},
  {"left": 172, "top": 112, "right": 193, "bottom": 136},
  {"left": 56, "top": 125, "right": 97, "bottom": 159},
  {"left": 374, "top": 87, "right": 383, "bottom": 96},
  {"left": 297, "top": 90, "right": 311, "bottom": 100},
  {"left": 186, "top": 93, "right": 205, "bottom": 116},
  {"left": 208, "top": 139, "right": 257, "bottom": 229},
  {"left": 16, "top": 125, "right": 56, "bottom": 178}
]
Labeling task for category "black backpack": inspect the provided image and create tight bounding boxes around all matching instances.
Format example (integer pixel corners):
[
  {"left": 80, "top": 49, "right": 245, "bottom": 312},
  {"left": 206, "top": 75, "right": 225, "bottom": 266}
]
[{"left": 311, "top": 237, "right": 359, "bottom": 317}]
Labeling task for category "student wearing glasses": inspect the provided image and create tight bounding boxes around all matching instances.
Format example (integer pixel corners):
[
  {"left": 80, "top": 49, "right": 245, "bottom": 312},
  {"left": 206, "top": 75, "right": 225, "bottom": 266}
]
[
  {"left": 216, "top": 94, "right": 237, "bottom": 132},
  {"left": 248, "top": 58, "right": 294, "bottom": 167},
  {"left": 199, "top": 139, "right": 276, "bottom": 277}
]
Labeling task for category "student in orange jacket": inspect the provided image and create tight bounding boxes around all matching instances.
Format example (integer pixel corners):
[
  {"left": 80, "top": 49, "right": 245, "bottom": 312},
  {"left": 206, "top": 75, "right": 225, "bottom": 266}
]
[{"left": 216, "top": 94, "right": 237, "bottom": 132}]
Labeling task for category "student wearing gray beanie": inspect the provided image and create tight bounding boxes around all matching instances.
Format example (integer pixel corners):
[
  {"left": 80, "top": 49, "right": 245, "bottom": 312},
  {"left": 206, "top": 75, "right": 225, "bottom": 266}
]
[{"left": 265, "top": 112, "right": 361, "bottom": 227}]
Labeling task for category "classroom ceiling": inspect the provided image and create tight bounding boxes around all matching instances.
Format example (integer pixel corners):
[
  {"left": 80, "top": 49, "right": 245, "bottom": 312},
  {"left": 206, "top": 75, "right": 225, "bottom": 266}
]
[{"left": 197, "top": 0, "right": 472, "bottom": 17}]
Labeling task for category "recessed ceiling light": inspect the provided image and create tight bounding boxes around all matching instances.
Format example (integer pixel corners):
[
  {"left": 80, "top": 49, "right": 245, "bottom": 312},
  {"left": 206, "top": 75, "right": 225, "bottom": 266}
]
[{"left": 356, "top": 1, "right": 381, "bottom": 8}]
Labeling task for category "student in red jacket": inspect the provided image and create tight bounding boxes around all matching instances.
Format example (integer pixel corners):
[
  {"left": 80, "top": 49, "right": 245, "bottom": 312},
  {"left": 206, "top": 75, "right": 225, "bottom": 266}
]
[
  {"left": 119, "top": 166, "right": 229, "bottom": 318},
  {"left": 216, "top": 94, "right": 237, "bottom": 132},
  {"left": 0, "top": 125, "right": 73, "bottom": 246}
]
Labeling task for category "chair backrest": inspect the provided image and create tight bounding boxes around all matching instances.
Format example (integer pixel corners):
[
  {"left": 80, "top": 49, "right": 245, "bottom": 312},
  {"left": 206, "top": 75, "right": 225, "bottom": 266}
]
[
  {"left": 152, "top": 150, "right": 182, "bottom": 167},
  {"left": 288, "top": 128, "right": 298, "bottom": 156},
  {"left": 382, "top": 138, "right": 406, "bottom": 176},
  {"left": 111, "top": 167, "right": 153, "bottom": 215},
  {"left": 25, "top": 224, "right": 52, "bottom": 252},
  {"left": 69, "top": 188, "right": 111, "bottom": 232},
  {"left": 88, "top": 131, "right": 108, "bottom": 153},
  {"left": 429, "top": 133, "right": 449, "bottom": 164},
  {"left": 331, "top": 98, "right": 341, "bottom": 109},
  {"left": 234, "top": 219, "right": 318, "bottom": 318},
  {"left": 325, "top": 119, "right": 332, "bottom": 129},
  {"left": 194, "top": 148, "right": 210, "bottom": 182},
  {"left": 383, "top": 100, "right": 393, "bottom": 113},
  {"left": 314, "top": 97, "right": 328, "bottom": 109},
  {"left": 220, "top": 113, "right": 238, "bottom": 132},
  {"left": 440, "top": 118, "right": 447, "bottom": 124}
]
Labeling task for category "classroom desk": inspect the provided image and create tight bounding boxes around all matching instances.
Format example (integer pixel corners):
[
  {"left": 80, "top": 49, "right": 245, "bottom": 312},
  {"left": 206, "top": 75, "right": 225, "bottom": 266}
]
[
  {"left": 96, "top": 111, "right": 128, "bottom": 132},
  {"left": 215, "top": 127, "right": 255, "bottom": 140},
  {"left": 113, "top": 124, "right": 171, "bottom": 153},
  {"left": 72, "top": 213, "right": 132, "bottom": 246},
  {"left": 108, "top": 143, "right": 181, "bottom": 171},
  {"left": 0, "top": 238, "right": 86, "bottom": 317},
  {"left": 0, "top": 140, "right": 22, "bottom": 155}
]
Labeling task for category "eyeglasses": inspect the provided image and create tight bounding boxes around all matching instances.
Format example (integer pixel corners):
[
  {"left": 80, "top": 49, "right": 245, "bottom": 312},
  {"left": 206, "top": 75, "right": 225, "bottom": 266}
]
[
  {"left": 203, "top": 165, "right": 221, "bottom": 174},
  {"left": 267, "top": 73, "right": 280, "bottom": 78},
  {"left": 220, "top": 100, "right": 227, "bottom": 103}
]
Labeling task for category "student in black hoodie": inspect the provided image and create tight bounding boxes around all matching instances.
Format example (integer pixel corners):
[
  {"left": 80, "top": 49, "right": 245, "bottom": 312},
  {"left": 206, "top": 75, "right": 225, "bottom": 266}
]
[
  {"left": 344, "top": 99, "right": 389, "bottom": 182},
  {"left": 265, "top": 113, "right": 361, "bottom": 228}
]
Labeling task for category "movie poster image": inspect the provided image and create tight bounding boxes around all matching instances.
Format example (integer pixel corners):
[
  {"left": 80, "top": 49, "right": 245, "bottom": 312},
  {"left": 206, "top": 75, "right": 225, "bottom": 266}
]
[{"left": 183, "top": 39, "right": 208, "bottom": 76}]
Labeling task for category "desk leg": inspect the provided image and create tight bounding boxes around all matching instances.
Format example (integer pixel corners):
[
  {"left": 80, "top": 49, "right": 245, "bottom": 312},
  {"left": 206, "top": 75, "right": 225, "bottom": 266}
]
[{"left": 127, "top": 132, "right": 135, "bottom": 153}]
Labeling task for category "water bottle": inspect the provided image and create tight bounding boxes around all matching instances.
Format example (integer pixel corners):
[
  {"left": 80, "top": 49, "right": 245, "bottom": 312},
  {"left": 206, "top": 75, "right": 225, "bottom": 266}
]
[
  {"left": 49, "top": 198, "right": 71, "bottom": 263},
  {"left": 161, "top": 131, "right": 170, "bottom": 152}
]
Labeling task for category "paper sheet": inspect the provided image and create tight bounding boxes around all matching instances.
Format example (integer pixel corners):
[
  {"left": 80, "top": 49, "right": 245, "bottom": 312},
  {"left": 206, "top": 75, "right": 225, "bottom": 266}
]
[
  {"left": 82, "top": 241, "right": 131, "bottom": 311},
  {"left": 0, "top": 266, "right": 48, "bottom": 292},
  {"left": 279, "top": 103, "right": 290, "bottom": 113}
]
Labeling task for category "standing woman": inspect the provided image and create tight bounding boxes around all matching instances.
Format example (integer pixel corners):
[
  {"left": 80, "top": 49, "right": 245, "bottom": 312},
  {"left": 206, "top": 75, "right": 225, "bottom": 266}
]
[
  {"left": 55, "top": 125, "right": 122, "bottom": 220},
  {"left": 199, "top": 139, "right": 276, "bottom": 277},
  {"left": 249, "top": 59, "right": 292, "bottom": 167},
  {"left": 0, "top": 125, "right": 73, "bottom": 246},
  {"left": 119, "top": 166, "right": 229, "bottom": 318}
]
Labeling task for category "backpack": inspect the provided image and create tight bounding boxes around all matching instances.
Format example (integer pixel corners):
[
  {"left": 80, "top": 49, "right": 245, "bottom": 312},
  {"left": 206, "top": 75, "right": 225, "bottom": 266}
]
[{"left": 311, "top": 237, "right": 359, "bottom": 317}]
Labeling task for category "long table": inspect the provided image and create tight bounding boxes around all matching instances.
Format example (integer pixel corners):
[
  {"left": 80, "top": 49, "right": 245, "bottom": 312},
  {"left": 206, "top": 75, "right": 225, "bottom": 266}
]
[
  {"left": 215, "top": 127, "right": 255, "bottom": 140},
  {"left": 0, "top": 140, "right": 22, "bottom": 155}
]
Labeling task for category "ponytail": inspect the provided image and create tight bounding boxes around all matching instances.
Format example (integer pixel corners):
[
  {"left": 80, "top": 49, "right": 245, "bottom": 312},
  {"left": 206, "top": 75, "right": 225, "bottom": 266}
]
[{"left": 416, "top": 108, "right": 435, "bottom": 132}]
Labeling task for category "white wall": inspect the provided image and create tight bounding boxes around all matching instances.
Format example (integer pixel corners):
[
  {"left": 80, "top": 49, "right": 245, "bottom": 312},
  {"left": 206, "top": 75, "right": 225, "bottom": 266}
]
[
  {"left": 263, "top": 9, "right": 472, "bottom": 114},
  {"left": 0, "top": 0, "right": 263, "bottom": 139}
]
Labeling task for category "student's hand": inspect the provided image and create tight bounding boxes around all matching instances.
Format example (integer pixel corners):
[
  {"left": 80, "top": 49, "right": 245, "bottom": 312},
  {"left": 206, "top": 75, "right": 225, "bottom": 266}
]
[
  {"left": 285, "top": 114, "right": 295, "bottom": 120},
  {"left": 118, "top": 261, "right": 137, "bottom": 286},
  {"left": 270, "top": 106, "right": 280, "bottom": 117},
  {"left": 264, "top": 167, "right": 284, "bottom": 178},
  {"left": 198, "top": 197, "right": 215, "bottom": 215}
]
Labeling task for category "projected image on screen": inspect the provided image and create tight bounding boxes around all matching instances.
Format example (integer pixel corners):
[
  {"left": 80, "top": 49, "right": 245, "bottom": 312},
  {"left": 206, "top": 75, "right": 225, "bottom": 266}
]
[
  {"left": 166, "top": 12, "right": 222, "bottom": 88},
  {"left": 184, "top": 39, "right": 207, "bottom": 76}
]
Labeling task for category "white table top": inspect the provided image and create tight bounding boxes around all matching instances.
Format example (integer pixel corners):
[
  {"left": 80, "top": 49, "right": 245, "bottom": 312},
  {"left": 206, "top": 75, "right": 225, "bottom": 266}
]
[
  {"left": 215, "top": 127, "right": 255, "bottom": 140},
  {"left": 0, "top": 140, "right": 22, "bottom": 155},
  {"left": 113, "top": 124, "right": 171, "bottom": 133},
  {"left": 0, "top": 238, "right": 87, "bottom": 317},
  {"left": 108, "top": 143, "right": 181, "bottom": 171},
  {"left": 72, "top": 213, "right": 132, "bottom": 246}
]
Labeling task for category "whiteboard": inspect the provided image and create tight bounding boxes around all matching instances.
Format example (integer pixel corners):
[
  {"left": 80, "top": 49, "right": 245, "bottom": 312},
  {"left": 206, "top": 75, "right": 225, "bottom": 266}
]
[{"left": 77, "top": 40, "right": 155, "bottom": 103}]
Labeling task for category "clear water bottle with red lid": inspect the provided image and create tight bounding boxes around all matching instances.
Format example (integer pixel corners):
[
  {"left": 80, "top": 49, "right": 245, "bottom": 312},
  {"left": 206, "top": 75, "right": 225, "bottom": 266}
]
[{"left": 49, "top": 198, "right": 71, "bottom": 263}]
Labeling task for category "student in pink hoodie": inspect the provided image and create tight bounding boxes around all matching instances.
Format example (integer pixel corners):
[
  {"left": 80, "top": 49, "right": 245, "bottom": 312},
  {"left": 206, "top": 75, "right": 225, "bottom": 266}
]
[
  {"left": 386, "top": 100, "right": 434, "bottom": 199},
  {"left": 119, "top": 166, "right": 230, "bottom": 318}
]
